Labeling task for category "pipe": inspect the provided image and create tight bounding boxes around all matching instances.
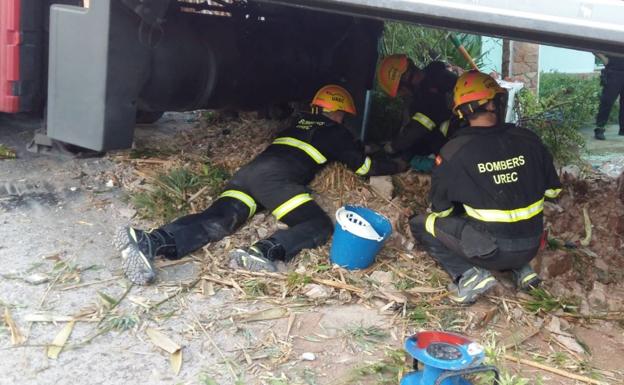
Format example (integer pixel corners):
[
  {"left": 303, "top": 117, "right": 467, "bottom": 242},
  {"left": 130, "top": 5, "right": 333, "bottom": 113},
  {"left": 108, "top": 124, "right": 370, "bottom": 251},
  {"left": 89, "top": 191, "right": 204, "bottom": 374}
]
[{"left": 448, "top": 33, "right": 479, "bottom": 71}]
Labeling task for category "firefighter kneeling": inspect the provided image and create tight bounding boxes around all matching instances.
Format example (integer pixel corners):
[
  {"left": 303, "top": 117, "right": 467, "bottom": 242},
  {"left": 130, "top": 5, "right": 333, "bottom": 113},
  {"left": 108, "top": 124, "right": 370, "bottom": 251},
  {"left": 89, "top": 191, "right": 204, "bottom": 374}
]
[{"left": 410, "top": 71, "right": 562, "bottom": 304}]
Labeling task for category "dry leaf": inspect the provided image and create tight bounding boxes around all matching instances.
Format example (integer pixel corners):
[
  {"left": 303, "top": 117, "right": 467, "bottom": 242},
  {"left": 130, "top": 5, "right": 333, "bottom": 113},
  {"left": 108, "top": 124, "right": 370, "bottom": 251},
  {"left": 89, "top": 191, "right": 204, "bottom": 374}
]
[
  {"left": 146, "top": 328, "right": 181, "bottom": 354},
  {"left": 4, "top": 308, "right": 25, "bottom": 345},
  {"left": 406, "top": 286, "right": 445, "bottom": 294},
  {"left": 554, "top": 334, "right": 586, "bottom": 354},
  {"left": 47, "top": 321, "right": 75, "bottom": 359},
  {"left": 170, "top": 349, "right": 183, "bottom": 375},
  {"left": 24, "top": 312, "right": 74, "bottom": 323},
  {"left": 237, "top": 307, "right": 289, "bottom": 322},
  {"left": 97, "top": 291, "right": 117, "bottom": 308},
  {"left": 202, "top": 280, "right": 215, "bottom": 297}
]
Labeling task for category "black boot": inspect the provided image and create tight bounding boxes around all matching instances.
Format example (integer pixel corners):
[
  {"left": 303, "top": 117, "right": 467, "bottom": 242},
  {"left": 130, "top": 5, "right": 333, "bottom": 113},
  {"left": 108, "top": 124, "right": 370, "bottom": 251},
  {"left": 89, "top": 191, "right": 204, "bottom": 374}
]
[
  {"left": 114, "top": 227, "right": 177, "bottom": 285},
  {"left": 619, "top": 128, "right": 624, "bottom": 136},
  {"left": 594, "top": 128, "right": 606, "bottom": 140},
  {"left": 229, "top": 238, "right": 285, "bottom": 272}
]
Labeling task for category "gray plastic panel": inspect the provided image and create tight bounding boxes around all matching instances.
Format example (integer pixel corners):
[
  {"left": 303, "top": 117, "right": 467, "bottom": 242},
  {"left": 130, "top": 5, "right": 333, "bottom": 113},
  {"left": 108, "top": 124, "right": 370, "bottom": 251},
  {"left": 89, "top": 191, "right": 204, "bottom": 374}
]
[{"left": 46, "top": 0, "right": 135, "bottom": 151}]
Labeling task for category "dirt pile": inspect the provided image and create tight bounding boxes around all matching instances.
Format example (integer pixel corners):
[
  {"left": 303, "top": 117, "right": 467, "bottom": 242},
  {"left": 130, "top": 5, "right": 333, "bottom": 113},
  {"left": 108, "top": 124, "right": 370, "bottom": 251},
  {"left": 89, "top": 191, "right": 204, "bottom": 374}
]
[{"left": 538, "top": 170, "right": 624, "bottom": 313}]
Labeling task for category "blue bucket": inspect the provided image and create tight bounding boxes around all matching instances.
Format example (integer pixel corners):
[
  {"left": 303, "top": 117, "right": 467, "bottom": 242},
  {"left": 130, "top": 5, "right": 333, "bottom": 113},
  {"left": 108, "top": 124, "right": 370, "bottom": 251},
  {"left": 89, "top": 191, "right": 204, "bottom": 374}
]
[{"left": 329, "top": 205, "right": 392, "bottom": 270}]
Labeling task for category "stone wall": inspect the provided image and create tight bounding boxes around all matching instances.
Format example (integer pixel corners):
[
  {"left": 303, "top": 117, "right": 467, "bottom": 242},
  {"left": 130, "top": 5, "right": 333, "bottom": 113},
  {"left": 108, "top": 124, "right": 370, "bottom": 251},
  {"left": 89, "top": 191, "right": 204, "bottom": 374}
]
[{"left": 508, "top": 41, "right": 540, "bottom": 90}]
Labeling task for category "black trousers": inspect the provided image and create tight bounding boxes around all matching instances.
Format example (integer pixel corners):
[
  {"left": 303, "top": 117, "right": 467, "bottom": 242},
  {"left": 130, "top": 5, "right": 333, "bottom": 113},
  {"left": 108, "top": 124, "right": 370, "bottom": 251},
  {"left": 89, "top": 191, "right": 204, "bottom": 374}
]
[
  {"left": 596, "top": 69, "right": 624, "bottom": 130},
  {"left": 410, "top": 214, "right": 540, "bottom": 281},
  {"left": 161, "top": 178, "right": 333, "bottom": 261}
]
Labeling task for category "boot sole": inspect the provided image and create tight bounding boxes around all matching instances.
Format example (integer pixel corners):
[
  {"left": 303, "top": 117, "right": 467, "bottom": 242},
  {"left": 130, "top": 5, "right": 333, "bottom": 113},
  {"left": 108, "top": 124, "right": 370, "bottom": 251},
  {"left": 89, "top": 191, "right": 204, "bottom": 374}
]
[
  {"left": 114, "top": 227, "right": 156, "bottom": 285},
  {"left": 228, "top": 249, "right": 277, "bottom": 272},
  {"left": 449, "top": 277, "right": 498, "bottom": 304}
]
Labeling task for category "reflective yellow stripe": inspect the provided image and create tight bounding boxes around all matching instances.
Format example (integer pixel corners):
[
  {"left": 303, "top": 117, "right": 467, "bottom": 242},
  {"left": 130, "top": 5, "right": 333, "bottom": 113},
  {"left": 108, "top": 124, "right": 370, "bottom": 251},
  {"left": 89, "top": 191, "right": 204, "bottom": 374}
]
[
  {"left": 272, "top": 137, "right": 327, "bottom": 164},
  {"left": 521, "top": 272, "right": 538, "bottom": 284},
  {"left": 355, "top": 156, "right": 372, "bottom": 176},
  {"left": 474, "top": 276, "right": 496, "bottom": 290},
  {"left": 425, "top": 207, "right": 454, "bottom": 236},
  {"left": 463, "top": 198, "right": 544, "bottom": 223},
  {"left": 545, "top": 188, "right": 562, "bottom": 198},
  {"left": 439, "top": 120, "right": 450, "bottom": 137},
  {"left": 412, "top": 112, "right": 436, "bottom": 131},
  {"left": 272, "top": 193, "right": 314, "bottom": 220},
  {"left": 219, "top": 190, "right": 257, "bottom": 218}
]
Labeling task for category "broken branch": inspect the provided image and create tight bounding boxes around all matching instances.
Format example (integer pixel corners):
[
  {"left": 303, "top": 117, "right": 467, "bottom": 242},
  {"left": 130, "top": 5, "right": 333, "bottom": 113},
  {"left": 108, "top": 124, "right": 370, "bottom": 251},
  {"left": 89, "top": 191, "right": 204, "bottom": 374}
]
[{"left": 504, "top": 354, "right": 607, "bottom": 385}]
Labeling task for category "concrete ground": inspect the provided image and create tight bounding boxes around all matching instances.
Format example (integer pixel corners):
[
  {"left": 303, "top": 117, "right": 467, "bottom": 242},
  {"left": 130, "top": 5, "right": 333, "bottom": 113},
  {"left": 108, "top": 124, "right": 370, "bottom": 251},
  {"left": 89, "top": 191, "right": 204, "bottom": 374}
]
[
  {"left": 581, "top": 123, "right": 624, "bottom": 177},
  {"left": 0, "top": 114, "right": 394, "bottom": 385}
]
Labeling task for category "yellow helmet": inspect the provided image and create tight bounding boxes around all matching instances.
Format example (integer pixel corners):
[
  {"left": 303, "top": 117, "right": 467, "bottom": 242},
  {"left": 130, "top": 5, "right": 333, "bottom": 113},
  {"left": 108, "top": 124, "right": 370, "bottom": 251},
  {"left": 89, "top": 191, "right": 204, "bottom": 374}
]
[
  {"left": 453, "top": 70, "right": 507, "bottom": 118},
  {"left": 377, "top": 54, "right": 409, "bottom": 97},
  {"left": 311, "top": 84, "right": 357, "bottom": 115}
]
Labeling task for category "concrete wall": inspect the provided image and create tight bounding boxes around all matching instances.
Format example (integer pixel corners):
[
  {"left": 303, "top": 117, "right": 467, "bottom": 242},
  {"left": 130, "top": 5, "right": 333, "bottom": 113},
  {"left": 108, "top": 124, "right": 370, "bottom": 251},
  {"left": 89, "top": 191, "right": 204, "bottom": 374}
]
[{"left": 510, "top": 41, "right": 540, "bottom": 90}]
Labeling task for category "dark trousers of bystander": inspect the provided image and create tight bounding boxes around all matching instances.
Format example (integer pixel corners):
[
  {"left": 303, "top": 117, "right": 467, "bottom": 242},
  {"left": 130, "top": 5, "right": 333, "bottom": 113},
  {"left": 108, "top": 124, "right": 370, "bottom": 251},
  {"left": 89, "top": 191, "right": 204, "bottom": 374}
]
[{"left": 596, "top": 69, "right": 624, "bottom": 133}]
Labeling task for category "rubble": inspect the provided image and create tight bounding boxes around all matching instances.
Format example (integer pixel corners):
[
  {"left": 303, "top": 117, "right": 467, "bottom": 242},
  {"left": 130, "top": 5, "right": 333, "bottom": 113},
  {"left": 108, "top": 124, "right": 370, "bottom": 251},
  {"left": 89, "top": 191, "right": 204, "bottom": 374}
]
[{"left": 369, "top": 176, "right": 394, "bottom": 200}]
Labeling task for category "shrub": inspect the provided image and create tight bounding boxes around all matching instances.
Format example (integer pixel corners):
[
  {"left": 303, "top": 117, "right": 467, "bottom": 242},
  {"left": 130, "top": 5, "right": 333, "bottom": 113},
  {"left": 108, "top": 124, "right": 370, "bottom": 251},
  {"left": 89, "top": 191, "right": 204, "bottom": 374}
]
[
  {"left": 381, "top": 22, "right": 484, "bottom": 69},
  {"left": 515, "top": 87, "right": 586, "bottom": 166},
  {"left": 539, "top": 72, "right": 619, "bottom": 125}
]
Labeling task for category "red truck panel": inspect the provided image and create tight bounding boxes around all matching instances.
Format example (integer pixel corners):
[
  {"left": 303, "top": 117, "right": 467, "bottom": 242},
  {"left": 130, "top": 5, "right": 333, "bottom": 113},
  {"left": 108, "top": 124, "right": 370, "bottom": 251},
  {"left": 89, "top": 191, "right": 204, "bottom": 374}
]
[{"left": 0, "top": 0, "right": 21, "bottom": 113}]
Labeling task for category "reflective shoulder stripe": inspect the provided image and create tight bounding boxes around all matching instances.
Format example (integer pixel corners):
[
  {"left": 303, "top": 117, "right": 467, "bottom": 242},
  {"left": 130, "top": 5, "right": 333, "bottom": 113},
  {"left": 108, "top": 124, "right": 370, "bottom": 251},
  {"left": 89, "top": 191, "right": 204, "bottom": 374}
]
[
  {"left": 219, "top": 190, "right": 257, "bottom": 218},
  {"left": 272, "top": 137, "right": 327, "bottom": 164},
  {"left": 355, "top": 156, "right": 372, "bottom": 176},
  {"left": 425, "top": 207, "right": 454, "bottom": 237},
  {"left": 463, "top": 198, "right": 544, "bottom": 223},
  {"left": 412, "top": 112, "right": 436, "bottom": 131},
  {"left": 439, "top": 120, "right": 450, "bottom": 137},
  {"left": 272, "top": 193, "right": 314, "bottom": 220},
  {"left": 545, "top": 188, "right": 562, "bottom": 198}
]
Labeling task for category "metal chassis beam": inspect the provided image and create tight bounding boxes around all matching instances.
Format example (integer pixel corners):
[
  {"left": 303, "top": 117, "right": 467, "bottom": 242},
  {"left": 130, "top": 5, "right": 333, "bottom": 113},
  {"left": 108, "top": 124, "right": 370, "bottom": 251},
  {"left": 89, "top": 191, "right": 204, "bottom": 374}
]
[{"left": 253, "top": 0, "right": 624, "bottom": 54}]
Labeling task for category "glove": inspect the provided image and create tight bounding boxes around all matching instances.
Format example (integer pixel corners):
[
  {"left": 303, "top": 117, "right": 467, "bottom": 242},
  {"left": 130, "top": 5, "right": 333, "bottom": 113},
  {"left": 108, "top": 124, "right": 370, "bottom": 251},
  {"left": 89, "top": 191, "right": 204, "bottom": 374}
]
[{"left": 410, "top": 155, "right": 435, "bottom": 173}]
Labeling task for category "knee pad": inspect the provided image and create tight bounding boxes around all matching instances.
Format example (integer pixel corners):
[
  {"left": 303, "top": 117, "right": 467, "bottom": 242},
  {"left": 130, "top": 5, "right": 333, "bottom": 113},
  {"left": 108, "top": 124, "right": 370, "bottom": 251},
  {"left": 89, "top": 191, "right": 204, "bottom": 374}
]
[{"left": 460, "top": 224, "right": 498, "bottom": 259}]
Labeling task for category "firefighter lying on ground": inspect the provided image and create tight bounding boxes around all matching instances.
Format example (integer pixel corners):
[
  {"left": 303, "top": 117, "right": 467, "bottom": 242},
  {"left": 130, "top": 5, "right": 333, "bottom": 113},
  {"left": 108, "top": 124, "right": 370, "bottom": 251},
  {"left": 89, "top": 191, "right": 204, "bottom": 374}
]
[
  {"left": 115, "top": 85, "right": 404, "bottom": 285},
  {"left": 376, "top": 54, "right": 459, "bottom": 172},
  {"left": 409, "top": 71, "right": 562, "bottom": 304}
]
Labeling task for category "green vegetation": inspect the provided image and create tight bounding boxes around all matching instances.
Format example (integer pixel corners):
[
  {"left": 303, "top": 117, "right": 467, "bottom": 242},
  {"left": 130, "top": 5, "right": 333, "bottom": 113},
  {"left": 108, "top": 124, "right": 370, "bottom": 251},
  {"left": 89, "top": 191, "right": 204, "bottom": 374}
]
[
  {"left": 0, "top": 144, "right": 16, "bottom": 159},
  {"left": 346, "top": 348, "right": 407, "bottom": 385},
  {"left": 286, "top": 272, "right": 312, "bottom": 289},
  {"left": 342, "top": 324, "right": 389, "bottom": 352},
  {"left": 523, "top": 288, "right": 577, "bottom": 314},
  {"left": 104, "top": 314, "right": 140, "bottom": 331},
  {"left": 131, "top": 163, "right": 229, "bottom": 222},
  {"left": 242, "top": 279, "right": 269, "bottom": 297},
  {"left": 381, "top": 22, "right": 484, "bottom": 69}
]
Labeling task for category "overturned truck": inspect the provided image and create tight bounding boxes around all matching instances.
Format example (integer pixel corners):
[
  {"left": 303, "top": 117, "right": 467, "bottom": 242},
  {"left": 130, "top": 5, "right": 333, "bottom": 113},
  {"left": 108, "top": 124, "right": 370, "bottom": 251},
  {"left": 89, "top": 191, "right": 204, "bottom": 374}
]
[{"left": 1, "top": 0, "right": 624, "bottom": 151}]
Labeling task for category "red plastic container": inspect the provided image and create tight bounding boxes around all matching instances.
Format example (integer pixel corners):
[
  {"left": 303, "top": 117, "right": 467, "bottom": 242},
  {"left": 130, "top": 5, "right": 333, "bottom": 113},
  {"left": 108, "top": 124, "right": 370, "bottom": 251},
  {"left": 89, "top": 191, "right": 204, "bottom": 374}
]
[{"left": 0, "top": 0, "right": 21, "bottom": 113}]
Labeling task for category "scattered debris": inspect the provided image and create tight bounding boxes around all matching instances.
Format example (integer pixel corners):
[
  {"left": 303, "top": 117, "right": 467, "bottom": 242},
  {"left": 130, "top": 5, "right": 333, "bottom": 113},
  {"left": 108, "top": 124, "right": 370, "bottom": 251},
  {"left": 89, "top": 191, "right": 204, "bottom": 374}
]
[
  {"left": 303, "top": 283, "right": 333, "bottom": 299},
  {"left": 369, "top": 176, "right": 394, "bottom": 200},
  {"left": 24, "top": 312, "right": 75, "bottom": 323},
  {"left": 146, "top": 328, "right": 183, "bottom": 374},
  {"left": 300, "top": 352, "right": 316, "bottom": 361},
  {"left": 24, "top": 273, "right": 50, "bottom": 285},
  {"left": 3, "top": 308, "right": 25, "bottom": 345},
  {"left": 236, "top": 307, "right": 289, "bottom": 322},
  {"left": 47, "top": 321, "right": 75, "bottom": 359},
  {"left": 0, "top": 143, "right": 16, "bottom": 159}
]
